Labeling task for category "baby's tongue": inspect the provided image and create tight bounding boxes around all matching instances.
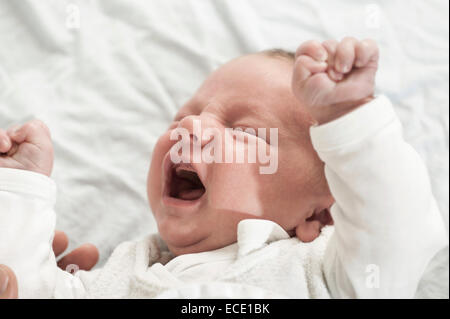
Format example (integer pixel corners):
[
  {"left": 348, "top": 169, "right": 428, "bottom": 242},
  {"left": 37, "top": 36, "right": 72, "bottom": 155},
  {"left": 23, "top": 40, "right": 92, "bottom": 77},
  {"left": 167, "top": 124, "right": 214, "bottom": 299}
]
[{"left": 178, "top": 188, "right": 204, "bottom": 200}]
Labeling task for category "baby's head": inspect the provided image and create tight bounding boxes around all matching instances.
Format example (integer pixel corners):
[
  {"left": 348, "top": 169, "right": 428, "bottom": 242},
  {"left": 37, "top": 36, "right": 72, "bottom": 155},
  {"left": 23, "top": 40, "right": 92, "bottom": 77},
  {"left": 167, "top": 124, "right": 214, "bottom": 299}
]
[{"left": 148, "top": 51, "right": 334, "bottom": 256}]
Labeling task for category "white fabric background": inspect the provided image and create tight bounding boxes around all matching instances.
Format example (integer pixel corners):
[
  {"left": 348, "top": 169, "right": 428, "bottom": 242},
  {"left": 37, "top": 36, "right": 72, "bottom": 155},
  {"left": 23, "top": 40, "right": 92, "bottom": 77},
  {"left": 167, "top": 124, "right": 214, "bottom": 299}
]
[{"left": 0, "top": 0, "right": 448, "bottom": 298}]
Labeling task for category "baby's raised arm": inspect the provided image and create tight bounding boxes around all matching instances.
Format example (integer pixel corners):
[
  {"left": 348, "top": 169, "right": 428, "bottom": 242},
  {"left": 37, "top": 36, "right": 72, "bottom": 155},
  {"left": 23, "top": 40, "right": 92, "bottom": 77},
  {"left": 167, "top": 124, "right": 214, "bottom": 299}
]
[
  {"left": 292, "top": 38, "right": 448, "bottom": 298},
  {"left": 0, "top": 120, "right": 88, "bottom": 298}
]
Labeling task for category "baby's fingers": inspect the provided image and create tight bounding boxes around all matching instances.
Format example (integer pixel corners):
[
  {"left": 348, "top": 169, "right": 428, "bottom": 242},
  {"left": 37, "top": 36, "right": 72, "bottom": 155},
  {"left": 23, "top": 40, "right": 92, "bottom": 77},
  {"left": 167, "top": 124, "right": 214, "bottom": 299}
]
[
  {"left": 0, "top": 265, "right": 18, "bottom": 299},
  {"left": 322, "top": 39, "right": 343, "bottom": 81},
  {"left": 0, "top": 129, "right": 12, "bottom": 153},
  {"left": 294, "top": 55, "right": 328, "bottom": 82},
  {"left": 52, "top": 231, "right": 69, "bottom": 258},
  {"left": 335, "top": 37, "right": 358, "bottom": 74},
  {"left": 8, "top": 120, "right": 51, "bottom": 150},
  {"left": 296, "top": 40, "right": 328, "bottom": 62},
  {"left": 355, "top": 39, "right": 379, "bottom": 68}
]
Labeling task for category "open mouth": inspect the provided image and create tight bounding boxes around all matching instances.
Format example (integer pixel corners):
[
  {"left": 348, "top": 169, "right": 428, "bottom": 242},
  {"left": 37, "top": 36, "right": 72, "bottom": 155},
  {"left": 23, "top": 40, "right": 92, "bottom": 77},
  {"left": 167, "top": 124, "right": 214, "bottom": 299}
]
[{"left": 167, "top": 163, "right": 206, "bottom": 201}]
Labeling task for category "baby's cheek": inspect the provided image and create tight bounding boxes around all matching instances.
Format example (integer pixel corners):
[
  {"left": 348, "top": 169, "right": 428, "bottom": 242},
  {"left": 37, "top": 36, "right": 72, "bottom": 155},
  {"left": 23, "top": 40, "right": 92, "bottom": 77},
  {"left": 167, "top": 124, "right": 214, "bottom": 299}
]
[
  {"left": 208, "top": 162, "right": 263, "bottom": 217},
  {"left": 207, "top": 133, "right": 279, "bottom": 217},
  {"left": 147, "top": 133, "right": 172, "bottom": 206}
]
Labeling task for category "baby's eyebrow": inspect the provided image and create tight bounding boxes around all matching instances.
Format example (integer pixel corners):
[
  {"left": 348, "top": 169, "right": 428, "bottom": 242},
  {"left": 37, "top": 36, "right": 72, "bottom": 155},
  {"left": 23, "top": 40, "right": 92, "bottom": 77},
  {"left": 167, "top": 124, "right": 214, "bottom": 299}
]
[
  {"left": 173, "top": 99, "right": 272, "bottom": 126},
  {"left": 174, "top": 108, "right": 194, "bottom": 121},
  {"left": 173, "top": 113, "right": 184, "bottom": 121},
  {"left": 223, "top": 101, "right": 269, "bottom": 124},
  {"left": 174, "top": 98, "right": 204, "bottom": 121}
]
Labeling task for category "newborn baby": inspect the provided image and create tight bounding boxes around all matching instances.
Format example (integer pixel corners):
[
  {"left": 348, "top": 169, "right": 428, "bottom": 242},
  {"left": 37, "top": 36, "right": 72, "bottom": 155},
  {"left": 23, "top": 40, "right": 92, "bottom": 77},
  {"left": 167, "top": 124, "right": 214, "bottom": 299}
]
[{"left": 0, "top": 38, "right": 447, "bottom": 298}]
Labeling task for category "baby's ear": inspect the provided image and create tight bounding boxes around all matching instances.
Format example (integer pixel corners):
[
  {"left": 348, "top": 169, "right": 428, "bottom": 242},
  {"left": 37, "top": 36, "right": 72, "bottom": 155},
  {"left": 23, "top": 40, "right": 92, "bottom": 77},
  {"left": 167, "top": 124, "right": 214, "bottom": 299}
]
[{"left": 295, "top": 209, "right": 333, "bottom": 243}]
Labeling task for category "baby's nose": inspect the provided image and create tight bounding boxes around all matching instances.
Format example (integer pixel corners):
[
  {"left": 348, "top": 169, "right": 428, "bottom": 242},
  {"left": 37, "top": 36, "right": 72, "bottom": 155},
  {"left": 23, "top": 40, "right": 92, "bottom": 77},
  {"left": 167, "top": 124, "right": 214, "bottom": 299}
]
[
  {"left": 177, "top": 115, "right": 211, "bottom": 147},
  {"left": 177, "top": 115, "right": 197, "bottom": 136}
]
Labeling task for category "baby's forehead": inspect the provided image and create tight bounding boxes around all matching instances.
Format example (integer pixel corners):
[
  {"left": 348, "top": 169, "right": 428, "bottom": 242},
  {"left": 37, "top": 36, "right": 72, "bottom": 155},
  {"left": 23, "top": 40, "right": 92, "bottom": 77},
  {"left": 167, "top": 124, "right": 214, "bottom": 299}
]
[
  {"left": 175, "top": 94, "right": 292, "bottom": 130},
  {"left": 175, "top": 55, "right": 296, "bottom": 123}
]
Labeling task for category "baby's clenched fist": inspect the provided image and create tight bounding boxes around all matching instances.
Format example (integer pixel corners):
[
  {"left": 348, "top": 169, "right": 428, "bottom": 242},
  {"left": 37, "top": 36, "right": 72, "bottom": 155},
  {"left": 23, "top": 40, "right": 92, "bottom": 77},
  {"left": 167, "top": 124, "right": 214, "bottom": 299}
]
[
  {"left": 292, "top": 37, "right": 379, "bottom": 124},
  {"left": 0, "top": 119, "right": 54, "bottom": 177}
]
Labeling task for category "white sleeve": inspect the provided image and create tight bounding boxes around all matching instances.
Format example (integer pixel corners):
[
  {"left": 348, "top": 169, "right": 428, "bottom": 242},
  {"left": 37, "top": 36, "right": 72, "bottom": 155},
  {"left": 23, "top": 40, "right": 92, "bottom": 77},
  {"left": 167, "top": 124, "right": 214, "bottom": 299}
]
[
  {"left": 0, "top": 168, "right": 87, "bottom": 298},
  {"left": 310, "top": 96, "right": 448, "bottom": 298}
]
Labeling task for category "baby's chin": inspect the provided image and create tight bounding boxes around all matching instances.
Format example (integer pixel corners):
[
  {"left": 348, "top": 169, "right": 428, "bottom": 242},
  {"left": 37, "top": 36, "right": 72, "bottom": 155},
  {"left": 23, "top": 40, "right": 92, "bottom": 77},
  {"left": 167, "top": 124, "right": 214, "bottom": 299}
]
[
  {"left": 155, "top": 216, "right": 209, "bottom": 255},
  {"left": 156, "top": 212, "right": 239, "bottom": 256}
]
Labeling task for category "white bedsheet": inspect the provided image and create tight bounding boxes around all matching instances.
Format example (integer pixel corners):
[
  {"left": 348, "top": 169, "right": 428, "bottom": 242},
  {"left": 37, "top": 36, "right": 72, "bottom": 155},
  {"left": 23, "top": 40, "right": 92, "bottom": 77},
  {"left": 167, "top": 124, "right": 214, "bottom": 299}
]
[{"left": 0, "top": 0, "right": 448, "bottom": 298}]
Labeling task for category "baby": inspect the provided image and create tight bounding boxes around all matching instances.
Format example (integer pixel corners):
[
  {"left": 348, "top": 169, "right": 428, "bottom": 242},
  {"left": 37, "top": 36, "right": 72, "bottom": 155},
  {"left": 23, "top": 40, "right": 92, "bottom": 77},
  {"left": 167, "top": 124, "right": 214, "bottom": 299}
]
[{"left": 0, "top": 38, "right": 447, "bottom": 298}]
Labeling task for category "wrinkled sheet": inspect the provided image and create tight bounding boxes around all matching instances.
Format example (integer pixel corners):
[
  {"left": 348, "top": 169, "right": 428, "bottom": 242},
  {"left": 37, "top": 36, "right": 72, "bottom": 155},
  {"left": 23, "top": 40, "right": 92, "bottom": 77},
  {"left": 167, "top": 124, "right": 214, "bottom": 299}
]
[{"left": 0, "top": 0, "right": 448, "bottom": 298}]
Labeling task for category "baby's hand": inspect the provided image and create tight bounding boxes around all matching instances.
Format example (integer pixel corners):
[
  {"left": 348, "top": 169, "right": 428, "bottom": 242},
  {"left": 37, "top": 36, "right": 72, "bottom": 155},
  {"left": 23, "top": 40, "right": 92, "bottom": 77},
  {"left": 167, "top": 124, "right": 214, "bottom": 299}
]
[
  {"left": 0, "top": 119, "right": 54, "bottom": 177},
  {"left": 292, "top": 38, "right": 379, "bottom": 124}
]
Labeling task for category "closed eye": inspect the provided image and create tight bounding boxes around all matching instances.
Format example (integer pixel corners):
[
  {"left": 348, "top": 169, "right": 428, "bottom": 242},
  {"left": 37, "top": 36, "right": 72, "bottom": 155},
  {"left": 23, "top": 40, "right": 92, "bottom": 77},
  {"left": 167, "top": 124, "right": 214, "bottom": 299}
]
[
  {"left": 236, "top": 127, "right": 257, "bottom": 136},
  {"left": 233, "top": 126, "right": 269, "bottom": 143}
]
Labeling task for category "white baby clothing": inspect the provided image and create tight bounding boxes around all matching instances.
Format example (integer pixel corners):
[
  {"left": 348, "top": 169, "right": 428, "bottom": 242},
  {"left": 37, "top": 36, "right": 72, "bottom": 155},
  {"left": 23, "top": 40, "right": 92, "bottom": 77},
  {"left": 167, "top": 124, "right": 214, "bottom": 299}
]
[{"left": 0, "top": 96, "right": 447, "bottom": 298}]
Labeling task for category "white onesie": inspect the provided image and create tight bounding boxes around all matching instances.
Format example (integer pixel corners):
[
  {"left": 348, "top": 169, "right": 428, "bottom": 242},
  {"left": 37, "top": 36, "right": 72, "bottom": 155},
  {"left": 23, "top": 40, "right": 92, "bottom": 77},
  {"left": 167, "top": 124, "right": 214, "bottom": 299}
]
[{"left": 0, "top": 96, "right": 447, "bottom": 298}]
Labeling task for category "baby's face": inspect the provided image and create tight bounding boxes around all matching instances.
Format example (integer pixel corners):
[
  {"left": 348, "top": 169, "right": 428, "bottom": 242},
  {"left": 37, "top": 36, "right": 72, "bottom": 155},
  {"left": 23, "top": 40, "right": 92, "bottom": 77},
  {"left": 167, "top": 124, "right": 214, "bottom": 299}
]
[{"left": 148, "top": 54, "right": 334, "bottom": 255}]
